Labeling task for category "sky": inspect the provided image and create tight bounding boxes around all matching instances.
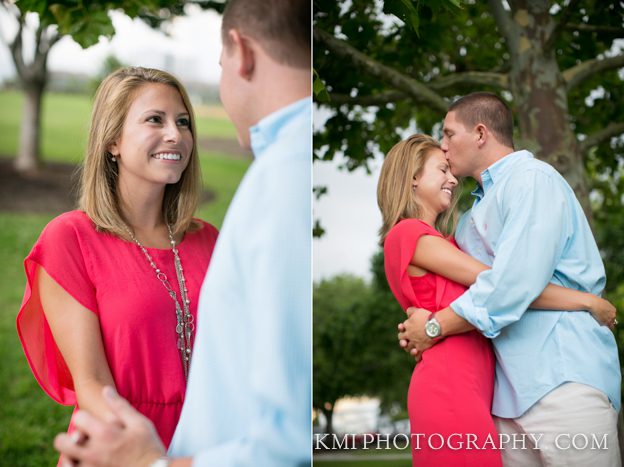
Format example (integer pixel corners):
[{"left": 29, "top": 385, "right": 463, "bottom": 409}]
[
  {"left": 313, "top": 155, "right": 383, "bottom": 283},
  {"left": 313, "top": 104, "right": 386, "bottom": 283},
  {"left": 0, "top": 5, "right": 223, "bottom": 85}
]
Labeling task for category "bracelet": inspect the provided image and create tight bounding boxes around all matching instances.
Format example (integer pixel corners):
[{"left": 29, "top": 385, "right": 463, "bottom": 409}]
[{"left": 149, "top": 457, "right": 171, "bottom": 467}]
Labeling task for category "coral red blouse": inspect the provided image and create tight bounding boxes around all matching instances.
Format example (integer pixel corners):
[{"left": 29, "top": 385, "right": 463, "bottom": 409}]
[{"left": 16, "top": 210, "right": 218, "bottom": 447}]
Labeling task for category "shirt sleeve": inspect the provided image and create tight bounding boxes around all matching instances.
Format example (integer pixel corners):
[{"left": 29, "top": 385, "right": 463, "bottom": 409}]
[
  {"left": 16, "top": 213, "right": 98, "bottom": 405},
  {"left": 384, "top": 219, "right": 442, "bottom": 311},
  {"left": 450, "top": 168, "right": 571, "bottom": 338}
]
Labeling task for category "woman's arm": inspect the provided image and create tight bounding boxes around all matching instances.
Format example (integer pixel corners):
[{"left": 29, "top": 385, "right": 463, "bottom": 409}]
[
  {"left": 38, "top": 266, "right": 117, "bottom": 419},
  {"left": 412, "top": 235, "right": 615, "bottom": 325}
]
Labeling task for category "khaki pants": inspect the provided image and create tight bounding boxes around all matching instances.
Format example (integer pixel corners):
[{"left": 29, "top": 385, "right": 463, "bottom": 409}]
[{"left": 494, "top": 383, "right": 621, "bottom": 467}]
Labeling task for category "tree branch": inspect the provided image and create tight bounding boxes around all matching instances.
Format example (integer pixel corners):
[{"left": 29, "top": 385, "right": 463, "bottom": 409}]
[
  {"left": 10, "top": 14, "right": 26, "bottom": 80},
  {"left": 429, "top": 71, "right": 509, "bottom": 91},
  {"left": 32, "top": 22, "right": 47, "bottom": 74},
  {"left": 327, "top": 91, "right": 405, "bottom": 106},
  {"left": 564, "top": 54, "right": 624, "bottom": 90},
  {"left": 580, "top": 122, "right": 624, "bottom": 154},
  {"left": 33, "top": 25, "right": 59, "bottom": 75},
  {"left": 487, "top": 0, "right": 518, "bottom": 52},
  {"left": 564, "top": 23, "right": 623, "bottom": 34},
  {"left": 324, "top": 72, "right": 510, "bottom": 105},
  {"left": 314, "top": 28, "right": 448, "bottom": 113},
  {"left": 545, "top": 0, "right": 582, "bottom": 50}
]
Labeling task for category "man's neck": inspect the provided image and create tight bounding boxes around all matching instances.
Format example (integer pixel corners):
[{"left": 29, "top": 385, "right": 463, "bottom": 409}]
[
  {"left": 253, "top": 66, "right": 310, "bottom": 123},
  {"left": 473, "top": 146, "right": 515, "bottom": 184}
]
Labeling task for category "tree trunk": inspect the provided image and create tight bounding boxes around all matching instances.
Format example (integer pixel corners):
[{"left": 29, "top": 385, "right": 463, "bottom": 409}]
[
  {"left": 321, "top": 405, "right": 334, "bottom": 434},
  {"left": 15, "top": 82, "right": 45, "bottom": 173},
  {"left": 508, "top": 3, "right": 592, "bottom": 222}
]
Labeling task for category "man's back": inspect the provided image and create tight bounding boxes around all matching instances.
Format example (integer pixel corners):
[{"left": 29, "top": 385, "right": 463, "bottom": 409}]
[{"left": 169, "top": 98, "right": 312, "bottom": 465}]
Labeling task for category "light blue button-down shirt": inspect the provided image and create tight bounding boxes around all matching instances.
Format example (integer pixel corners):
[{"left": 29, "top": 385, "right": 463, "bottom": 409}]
[
  {"left": 168, "top": 98, "right": 311, "bottom": 466},
  {"left": 450, "top": 150, "right": 621, "bottom": 418}
]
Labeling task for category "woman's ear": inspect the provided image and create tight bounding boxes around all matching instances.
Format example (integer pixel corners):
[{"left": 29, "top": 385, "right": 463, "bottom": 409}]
[{"left": 108, "top": 142, "right": 119, "bottom": 157}]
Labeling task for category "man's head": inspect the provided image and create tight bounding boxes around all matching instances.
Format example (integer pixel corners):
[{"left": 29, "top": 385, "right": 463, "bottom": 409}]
[
  {"left": 441, "top": 92, "right": 514, "bottom": 179},
  {"left": 221, "top": 0, "right": 310, "bottom": 69},
  {"left": 219, "top": 0, "right": 311, "bottom": 148}
]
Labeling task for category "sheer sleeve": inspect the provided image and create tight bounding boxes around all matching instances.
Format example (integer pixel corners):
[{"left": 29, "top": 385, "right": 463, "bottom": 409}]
[
  {"left": 16, "top": 212, "right": 98, "bottom": 405},
  {"left": 383, "top": 219, "right": 443, "bottom": 311}
]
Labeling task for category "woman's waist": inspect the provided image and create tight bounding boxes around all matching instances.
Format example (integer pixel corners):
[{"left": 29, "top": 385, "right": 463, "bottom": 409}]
[{"left": 420, "top": 331, "right": 494, "bottom": 365}]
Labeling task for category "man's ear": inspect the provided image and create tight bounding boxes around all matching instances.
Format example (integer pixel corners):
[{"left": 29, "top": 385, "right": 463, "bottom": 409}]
[
  {"left": 227, "top": 29, "right": 255, "bottom": 81},
  {"left": 475, "top": 123, "right": 487, "bottom": 147}
]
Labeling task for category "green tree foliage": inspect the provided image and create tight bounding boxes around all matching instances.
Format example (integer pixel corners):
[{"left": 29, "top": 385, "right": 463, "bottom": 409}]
[
  {"left": 314, "top": 0, "right": 624, "bottom": 222},
  {"left": 313, "top": 275, "right": 372, "bottom": 433},
  {"left": 365, "top": 251, "right": 415, "bottom": 412},
  {"left": 313, "top": 262, "right": 415, "bottom": 432},
  {"left": 15, "top": 0, "right": 226, "bottom": 48}
]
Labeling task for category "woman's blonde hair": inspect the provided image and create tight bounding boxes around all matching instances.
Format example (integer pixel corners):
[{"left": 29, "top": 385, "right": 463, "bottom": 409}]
[
  {"left": 78, "top": 66, "right": 201, "bottom": 239},
  {"left": 377, "top": 134, "right": 460, "bottom": 245}
]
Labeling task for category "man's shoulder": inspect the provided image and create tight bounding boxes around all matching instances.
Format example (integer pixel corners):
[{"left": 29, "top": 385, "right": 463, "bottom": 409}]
[
  {"left": 512, "top": 157, "right": 563, "bottom": 179},
  {"left": 499, "top": 154, "right": 569, "bottom": 191}
]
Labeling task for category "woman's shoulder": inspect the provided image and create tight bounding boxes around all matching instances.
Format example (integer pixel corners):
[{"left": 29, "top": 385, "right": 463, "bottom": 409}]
[
  {"left": 41, "top": 210, "right": 96, "bottom": 240},
  {"left": 387, "top": 218, "right": 442, "bottom": 242},
  {"left": 29, "top": 211, "right": 102, "bottom": 264},
  {"left": 189, "top": 218, "right": 219, "bottom": 242}
]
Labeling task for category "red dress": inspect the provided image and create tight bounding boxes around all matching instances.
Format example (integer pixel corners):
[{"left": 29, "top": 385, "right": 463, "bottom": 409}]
[
  {"left": 16, "top": 210, "right": 218, "bottom": 448},
  {"left": 384, "top": 219, "right": 501, "bottom": 466}
]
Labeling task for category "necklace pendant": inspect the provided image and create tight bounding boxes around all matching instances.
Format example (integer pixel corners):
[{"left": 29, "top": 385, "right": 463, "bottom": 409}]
[{"left": 129, "top": 223, "right": 193, "bottom": 381}]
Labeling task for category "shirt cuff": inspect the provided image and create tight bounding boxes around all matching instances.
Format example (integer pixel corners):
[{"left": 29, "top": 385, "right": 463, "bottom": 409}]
[{"left": 451, "top": 293, "right": 500, "bottom": 339}]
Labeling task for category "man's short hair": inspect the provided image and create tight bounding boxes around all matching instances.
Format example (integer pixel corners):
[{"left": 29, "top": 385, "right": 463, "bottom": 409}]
[
  {"left": 448, "top": 92, "right": 514, "bottom": 148},
  {"left": 221, "top": 0, "right": 310, "bottom": 69}
]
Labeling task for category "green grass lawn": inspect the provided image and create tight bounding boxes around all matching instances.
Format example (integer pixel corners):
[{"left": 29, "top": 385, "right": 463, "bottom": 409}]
[
  {"left": 314, "top": 445, "right": 412, "bottom": 466},
  {"left": 0, "top": 90, "right": 249, "bottom": 465},
  {"left": 315, "top": 461, "right": 410, "bottom": 467},
  {"left": 0, "top": 213, "right": 74, "bottom": 466}
]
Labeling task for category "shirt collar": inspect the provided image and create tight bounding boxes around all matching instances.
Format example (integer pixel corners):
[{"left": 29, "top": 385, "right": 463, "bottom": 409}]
[
  {"left": 471, "top": 150, "right": 534, "bottom": 200},
  {"left": 249, "top": 97, "right": 311, "bottom": 159}
]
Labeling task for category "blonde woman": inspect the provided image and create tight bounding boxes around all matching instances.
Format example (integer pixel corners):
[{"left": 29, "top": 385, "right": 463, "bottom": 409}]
[
  {"left": 17, "top": 67, "right": 218, "bottom": 451},
  {"left": 377, "top": 134, "right": 615, "bottom": 466}
]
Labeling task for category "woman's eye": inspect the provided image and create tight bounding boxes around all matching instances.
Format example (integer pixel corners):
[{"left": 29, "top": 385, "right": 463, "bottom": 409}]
[
  {"left": 177, "top": 117, "right": 190, "bottom": 127},
  {"left": 147, "top": 115, "right": 161, "bottom": 123}
]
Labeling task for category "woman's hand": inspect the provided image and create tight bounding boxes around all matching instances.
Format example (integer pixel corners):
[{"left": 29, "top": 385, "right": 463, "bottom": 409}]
[{"left": 587, "top": 295, "right": 617, "bottom": 329}]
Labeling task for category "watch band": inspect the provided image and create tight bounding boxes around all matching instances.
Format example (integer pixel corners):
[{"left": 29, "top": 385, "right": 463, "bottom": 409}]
[{"left": 149, "top": 457, "right": 171, "bottom": 467}]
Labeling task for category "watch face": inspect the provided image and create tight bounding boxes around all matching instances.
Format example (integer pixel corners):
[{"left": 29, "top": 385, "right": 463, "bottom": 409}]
[{"left": 425, "top": 318, "right": 440, "bottom": 338}]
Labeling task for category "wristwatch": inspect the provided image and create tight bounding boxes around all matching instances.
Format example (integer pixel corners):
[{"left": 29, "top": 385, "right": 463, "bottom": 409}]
[
  {"left": 424, "top": 313, "right": 442, "bottom": 339},
  {"left": 149, "top": 457, "right": 171, "bottom": 467}
]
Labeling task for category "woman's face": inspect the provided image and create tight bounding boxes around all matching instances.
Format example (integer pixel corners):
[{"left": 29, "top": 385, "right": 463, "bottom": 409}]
[
  {"left": 109, "top": 83, "right": 193, "bottom": 191},
  {"left": 413, "top": 148, "right": 458, "bottom": 216}
]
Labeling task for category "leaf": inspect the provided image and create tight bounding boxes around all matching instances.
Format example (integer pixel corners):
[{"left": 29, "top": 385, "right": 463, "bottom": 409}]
[
  {"left": 313, "top": 69, "right": 331, "bottom": 102},
  {"left": 313, "top": 219, "right": 326, "bottom": 238},
  {"left": 383, "top": 0, "right": 421, "bottom": 35},
  {"left": 16, "top": 0, "right": 49, "bottom": 18}
]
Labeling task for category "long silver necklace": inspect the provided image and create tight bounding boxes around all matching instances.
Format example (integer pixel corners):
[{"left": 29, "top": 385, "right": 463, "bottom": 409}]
[{"left": 125, "top": 224, "right": 194, "bottom": 381}]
